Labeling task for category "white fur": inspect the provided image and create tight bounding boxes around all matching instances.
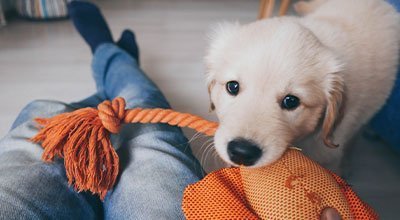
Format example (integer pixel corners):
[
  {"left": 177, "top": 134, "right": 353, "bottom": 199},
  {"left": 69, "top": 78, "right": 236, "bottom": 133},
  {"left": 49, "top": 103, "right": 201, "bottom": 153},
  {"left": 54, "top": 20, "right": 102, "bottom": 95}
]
[{"left": 205, "top": 0, "right": 400, "bottom": 172}]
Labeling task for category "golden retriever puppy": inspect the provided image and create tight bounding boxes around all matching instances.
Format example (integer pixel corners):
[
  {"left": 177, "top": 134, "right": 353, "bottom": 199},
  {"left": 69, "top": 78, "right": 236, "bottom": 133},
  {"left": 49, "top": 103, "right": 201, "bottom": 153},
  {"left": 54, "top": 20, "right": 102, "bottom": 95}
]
[{"left": 205, "top": 0, "right": 400, "bottom": 172}]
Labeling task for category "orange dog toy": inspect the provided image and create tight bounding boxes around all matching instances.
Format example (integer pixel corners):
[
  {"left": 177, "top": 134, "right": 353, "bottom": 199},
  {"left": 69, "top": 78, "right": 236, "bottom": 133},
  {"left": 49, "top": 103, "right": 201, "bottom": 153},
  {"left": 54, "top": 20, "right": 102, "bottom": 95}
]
[
  {"left": 31, "top": 97, "right": 377, "bottom": 219},
  {"left": 182, "top": 149, "right": 377, "bottom": 219}
]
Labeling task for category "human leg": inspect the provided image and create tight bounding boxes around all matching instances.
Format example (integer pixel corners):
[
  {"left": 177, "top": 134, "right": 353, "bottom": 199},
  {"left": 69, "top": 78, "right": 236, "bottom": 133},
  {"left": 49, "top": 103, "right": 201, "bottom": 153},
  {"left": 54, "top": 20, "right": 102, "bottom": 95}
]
[{"left": 0, "top": 100, "right": 103, "bottom": 219}]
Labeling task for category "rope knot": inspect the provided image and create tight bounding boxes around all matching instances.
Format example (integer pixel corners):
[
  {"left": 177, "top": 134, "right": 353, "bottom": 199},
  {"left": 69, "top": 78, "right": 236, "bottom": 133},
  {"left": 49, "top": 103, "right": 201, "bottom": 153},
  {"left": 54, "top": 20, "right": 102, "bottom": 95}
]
[
  {"left": 31, "top": 96, "right": 218, "bottom": 199},
  {"left": 98, "top": 97, "right": 127, "bottom": 133}
]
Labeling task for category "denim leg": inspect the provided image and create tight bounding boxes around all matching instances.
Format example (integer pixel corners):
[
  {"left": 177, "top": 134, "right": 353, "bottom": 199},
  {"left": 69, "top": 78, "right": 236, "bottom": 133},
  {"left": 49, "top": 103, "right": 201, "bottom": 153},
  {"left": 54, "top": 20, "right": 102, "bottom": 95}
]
[
  {"left": 92, "top": 44, "right": 204, "bottom": 219},
  {"left": 0, "top": 100, "right": 102, "bottom": 220},
  {"left": 92, "top": 43, "right": 170, "bottom": 109},
  {"left": 2, "top": 43, "right": 203, "bottom": 219}
]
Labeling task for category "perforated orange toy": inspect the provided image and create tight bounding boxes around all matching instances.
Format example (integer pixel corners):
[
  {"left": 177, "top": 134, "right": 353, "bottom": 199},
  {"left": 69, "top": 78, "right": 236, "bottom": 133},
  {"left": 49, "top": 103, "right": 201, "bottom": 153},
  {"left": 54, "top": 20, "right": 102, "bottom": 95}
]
[
  {"left": 31, "top": 97, "right": 377, "bottom": 219},
  {"left": 182, "top": 149, "right": 377, "bottom": 219}
]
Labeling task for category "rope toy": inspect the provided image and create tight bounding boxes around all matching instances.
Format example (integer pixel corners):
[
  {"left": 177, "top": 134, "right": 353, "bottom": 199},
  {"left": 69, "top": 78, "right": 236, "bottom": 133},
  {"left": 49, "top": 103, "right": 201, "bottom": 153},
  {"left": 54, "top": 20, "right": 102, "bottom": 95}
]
[
  {"left": 31, "top": 97, "right": 218, "bottom": 200},
  {"left": 30, "top": 97, "right": 377, "bottom": 219}
]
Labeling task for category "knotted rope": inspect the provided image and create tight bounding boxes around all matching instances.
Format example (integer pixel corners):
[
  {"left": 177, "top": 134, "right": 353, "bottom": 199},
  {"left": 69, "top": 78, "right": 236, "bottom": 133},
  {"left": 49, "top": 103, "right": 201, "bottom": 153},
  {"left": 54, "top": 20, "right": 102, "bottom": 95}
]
[{"left": 31, "top": 97, "right": 218, "bottom": 200}]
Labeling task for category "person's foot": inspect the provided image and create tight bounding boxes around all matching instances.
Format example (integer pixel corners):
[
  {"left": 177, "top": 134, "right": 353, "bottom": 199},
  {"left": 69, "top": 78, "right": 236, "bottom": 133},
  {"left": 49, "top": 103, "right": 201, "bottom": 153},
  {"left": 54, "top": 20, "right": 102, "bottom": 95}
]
[
  {"left": 68, "top": 1, "right": 113, "bottom": 53},
  {"left": 117, "top": 30, "right": 140, "bottom": 64}
]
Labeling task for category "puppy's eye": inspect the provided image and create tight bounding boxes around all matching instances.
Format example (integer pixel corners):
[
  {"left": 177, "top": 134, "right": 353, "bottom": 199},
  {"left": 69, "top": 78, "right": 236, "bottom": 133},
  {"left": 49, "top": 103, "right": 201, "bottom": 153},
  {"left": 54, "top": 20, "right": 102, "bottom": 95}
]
[
  {"left": 281, "top": 95, "right": 300, "bottom": 110},
  {"left": 226, "top": 81, "right": 240, "bottom": 96}
]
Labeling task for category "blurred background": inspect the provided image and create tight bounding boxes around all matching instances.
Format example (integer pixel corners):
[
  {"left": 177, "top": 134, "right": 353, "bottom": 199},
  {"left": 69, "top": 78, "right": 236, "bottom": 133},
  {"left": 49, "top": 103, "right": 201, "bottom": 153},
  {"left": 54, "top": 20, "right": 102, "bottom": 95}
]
[
  {"left": 0, "top": 0, "right": 399, "bottom": 218},
  {"left": 0, "top": 0, "right": 292, "bottom": 172},
  {"left": 0, "top": 0, "right": 270, "bottom": 170}
]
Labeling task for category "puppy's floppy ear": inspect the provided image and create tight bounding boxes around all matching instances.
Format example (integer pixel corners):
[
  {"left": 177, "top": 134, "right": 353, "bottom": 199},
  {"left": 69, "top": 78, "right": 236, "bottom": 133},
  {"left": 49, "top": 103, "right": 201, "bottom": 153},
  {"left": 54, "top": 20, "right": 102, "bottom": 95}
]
[
  {"left": 205, "top": 22, "right": 240, "bottom": 112},
  {"left": 208, "top": 80, "right": 216, "bottom": 112},
  {"left": 320, "top": 52, "right": 345, "bottom": 148}
]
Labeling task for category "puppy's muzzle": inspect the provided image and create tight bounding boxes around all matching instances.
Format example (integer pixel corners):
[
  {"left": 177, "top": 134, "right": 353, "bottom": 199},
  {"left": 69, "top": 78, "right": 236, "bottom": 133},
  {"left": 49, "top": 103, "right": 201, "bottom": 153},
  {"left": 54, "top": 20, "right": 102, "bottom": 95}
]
[{"left": 227, "top": 138, "right": 262, "bottom": 166}]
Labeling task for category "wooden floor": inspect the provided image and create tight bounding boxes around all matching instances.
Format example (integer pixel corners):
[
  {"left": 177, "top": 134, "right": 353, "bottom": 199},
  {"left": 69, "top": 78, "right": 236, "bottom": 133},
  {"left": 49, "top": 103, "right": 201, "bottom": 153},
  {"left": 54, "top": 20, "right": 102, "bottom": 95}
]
[{"left": 0, "top": 0, "right": 399, "bottom": 218}]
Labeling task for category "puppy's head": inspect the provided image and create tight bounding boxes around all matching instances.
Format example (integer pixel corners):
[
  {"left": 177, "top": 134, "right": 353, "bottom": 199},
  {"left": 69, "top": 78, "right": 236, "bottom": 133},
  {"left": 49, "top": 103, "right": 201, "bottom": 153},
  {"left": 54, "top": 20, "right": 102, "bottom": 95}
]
[{"left": 205, "top": 18, "right": 344, "bottom": 167}]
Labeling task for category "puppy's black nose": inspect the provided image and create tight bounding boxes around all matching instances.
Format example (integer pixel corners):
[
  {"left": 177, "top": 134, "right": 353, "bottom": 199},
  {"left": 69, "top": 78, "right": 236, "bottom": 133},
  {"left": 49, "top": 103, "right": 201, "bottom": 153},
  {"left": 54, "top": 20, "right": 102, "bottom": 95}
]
[{"left": 227, "top": 138, "right": 262, "bottom": 166}]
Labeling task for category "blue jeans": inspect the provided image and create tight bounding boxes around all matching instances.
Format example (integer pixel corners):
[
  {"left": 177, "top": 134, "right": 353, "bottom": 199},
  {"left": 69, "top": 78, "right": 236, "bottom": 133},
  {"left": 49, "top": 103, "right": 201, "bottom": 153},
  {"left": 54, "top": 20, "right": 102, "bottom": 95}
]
[{"left": 0, "top": 44, "right": 204, "bottom": 219}]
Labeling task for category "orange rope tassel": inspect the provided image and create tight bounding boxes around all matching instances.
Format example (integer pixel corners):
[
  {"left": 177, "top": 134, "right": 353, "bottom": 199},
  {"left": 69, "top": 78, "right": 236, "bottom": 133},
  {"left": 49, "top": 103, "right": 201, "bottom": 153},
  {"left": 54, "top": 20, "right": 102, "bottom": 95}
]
[{"left": 31, "top": 97, "right": 218, "bottom": 200}]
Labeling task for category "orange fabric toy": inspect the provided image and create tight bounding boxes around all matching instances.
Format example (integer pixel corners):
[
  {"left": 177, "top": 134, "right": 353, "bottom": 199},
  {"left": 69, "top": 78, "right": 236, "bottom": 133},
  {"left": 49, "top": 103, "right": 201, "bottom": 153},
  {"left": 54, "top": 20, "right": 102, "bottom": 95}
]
[
  {"left": 31, "top": 97, "right": 377, "bottom": 219},
  {"left": 182, "top": 149, "right": 377, "bottom": 219}
]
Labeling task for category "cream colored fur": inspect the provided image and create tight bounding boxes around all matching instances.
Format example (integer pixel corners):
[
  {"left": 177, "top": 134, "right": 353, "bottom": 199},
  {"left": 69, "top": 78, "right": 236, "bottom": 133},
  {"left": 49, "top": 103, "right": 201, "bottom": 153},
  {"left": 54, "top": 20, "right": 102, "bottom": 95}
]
[{"left": 205, "top": 0, "right": 400, "bottom": 172}]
